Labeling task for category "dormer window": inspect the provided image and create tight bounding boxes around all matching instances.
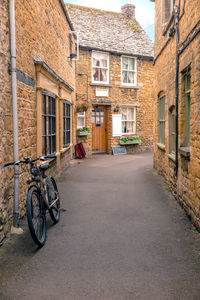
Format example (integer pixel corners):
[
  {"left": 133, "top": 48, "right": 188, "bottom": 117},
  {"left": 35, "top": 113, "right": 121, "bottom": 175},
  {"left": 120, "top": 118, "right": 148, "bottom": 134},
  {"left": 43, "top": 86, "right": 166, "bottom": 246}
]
[
  {"left": 92, "top": 52, "right": 109, "bottom": 84},
  {"left": 162, "top": 0, "right": 173, "bottom": 25}
]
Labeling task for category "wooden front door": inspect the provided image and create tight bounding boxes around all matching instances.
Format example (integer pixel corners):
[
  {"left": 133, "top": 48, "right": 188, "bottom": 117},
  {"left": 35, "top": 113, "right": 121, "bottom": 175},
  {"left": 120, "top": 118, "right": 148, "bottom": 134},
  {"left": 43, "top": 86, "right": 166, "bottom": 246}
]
[{"left": 92, "top": 106, "right": 108, "bottom": 152}]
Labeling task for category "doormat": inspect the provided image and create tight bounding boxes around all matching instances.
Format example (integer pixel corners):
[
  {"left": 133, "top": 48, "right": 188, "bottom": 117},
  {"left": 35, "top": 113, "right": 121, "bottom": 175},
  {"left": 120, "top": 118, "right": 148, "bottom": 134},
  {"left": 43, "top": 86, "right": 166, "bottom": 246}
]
[{"left": 112, "top": 146, "right": 127, "bottom": 155}]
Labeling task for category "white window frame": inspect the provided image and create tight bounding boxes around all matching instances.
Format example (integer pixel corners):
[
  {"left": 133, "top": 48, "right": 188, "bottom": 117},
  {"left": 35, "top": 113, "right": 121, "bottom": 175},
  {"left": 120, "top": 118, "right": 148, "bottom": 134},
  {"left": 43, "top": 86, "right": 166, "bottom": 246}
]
[
  {"left": 92, "top": 51, "right": 109, "bottom": 84},
  {"left": 121, "top": 105, "right": 137, "bottom": 135},
  {"left": 77, "top": 112, "right": 85, "bottom": 129},
  {"left": 161, "top": 0, "right": 174, "bottom": 25},
  {"left": 121, "top": 56, "right": 137, "bottom": 87}
]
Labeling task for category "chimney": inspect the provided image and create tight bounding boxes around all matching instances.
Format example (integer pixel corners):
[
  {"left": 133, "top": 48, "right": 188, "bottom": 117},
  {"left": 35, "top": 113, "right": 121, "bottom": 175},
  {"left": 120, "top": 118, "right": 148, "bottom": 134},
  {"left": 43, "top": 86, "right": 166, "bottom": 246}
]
[{"left": 121, "top": 4, "right": 135, "bottom": 19}]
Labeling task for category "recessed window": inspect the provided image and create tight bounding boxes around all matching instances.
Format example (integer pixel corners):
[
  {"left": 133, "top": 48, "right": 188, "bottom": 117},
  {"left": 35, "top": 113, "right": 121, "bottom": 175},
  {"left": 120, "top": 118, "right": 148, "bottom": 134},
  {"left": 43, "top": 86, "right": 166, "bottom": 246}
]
[
  {"left": 182, "top": 71, "right": 191, "bottom": 147},
  {"left": 158, "top": 93, "right": 165, "bottom": 145},
  {"left": 92, "top": 52, "right": 109, "bottom": 84},
  {"left": 77, "top": 112, "right": 85, "bottom": 128},
  {"left": 42, "top": 93, "right": 56, "bottom": 155},
  {"left": 63, "top": 101, "right": 70, "bottom": 147},
  {"left": 169, "top": 105, "right": 175, "bottom": 154},
  {"left": 162, "top": 0, "right": 173, "bottom": 24},
  {"left": 121, "top": 56, "right": 137, "bottom": 86},
  {"left": 122, "top": 106, "right": 136, "bottom": 134}
]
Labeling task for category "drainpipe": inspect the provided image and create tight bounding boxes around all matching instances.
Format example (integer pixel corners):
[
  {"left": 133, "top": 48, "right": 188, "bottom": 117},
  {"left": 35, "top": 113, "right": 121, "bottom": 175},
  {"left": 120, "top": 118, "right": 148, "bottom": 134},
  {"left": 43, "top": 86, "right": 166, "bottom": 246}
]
[
  {"left": 9, "top": 0, "right": 20, "bottom": 227},
  {"left": 174, "top": 1, "right": 180, "bottom": 176}
]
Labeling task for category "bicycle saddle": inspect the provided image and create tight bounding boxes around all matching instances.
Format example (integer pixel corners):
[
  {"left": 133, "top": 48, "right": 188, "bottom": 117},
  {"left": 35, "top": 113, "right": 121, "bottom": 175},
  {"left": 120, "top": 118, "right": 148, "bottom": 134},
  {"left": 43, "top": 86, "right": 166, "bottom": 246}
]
[{"left": 39, "top": 163, "right": 49, "bottom": 170}]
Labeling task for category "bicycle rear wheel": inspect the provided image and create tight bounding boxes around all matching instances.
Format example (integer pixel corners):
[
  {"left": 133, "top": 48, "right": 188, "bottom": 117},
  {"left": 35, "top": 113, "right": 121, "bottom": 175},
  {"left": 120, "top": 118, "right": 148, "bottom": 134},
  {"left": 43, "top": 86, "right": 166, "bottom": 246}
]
[
  {"left": 26, "top": 187, "right": 47, "bottom": 247},
  {"left": 47, "top": 176, "right": 60, "bottom": 223}
]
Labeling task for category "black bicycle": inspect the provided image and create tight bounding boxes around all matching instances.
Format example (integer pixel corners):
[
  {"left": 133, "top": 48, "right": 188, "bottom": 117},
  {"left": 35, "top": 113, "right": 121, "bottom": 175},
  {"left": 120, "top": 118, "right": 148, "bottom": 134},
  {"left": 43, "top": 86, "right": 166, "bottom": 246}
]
[{"left": 4, "top": 155, "right": 60, "bottom": 247}]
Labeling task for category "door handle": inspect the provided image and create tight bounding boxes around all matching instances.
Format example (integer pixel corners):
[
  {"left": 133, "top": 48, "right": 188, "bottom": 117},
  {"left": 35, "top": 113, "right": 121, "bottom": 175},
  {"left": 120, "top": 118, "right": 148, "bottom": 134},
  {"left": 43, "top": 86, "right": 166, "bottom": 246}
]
[{"left": 105, "top": 128, "right": 107, "bottom": 132}]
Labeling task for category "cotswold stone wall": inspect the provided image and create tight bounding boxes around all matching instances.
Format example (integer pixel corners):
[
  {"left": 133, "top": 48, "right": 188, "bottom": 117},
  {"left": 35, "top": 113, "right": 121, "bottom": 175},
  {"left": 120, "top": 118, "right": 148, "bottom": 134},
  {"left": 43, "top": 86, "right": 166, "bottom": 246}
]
[
  {"left": 0, "top": 0, "right": 75, "bottom": 241},
  {"left": 154, "top": 0, "right": 200, "bottom": 229},
  {"left": 75, "top": 49, "right": 154, "bottom": 154}
]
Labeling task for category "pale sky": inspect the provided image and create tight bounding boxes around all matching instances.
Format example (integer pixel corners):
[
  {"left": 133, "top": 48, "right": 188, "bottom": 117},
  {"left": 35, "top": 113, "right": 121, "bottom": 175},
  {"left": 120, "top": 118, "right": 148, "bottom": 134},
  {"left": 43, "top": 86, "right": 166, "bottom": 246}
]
[{"left": 65, "top": 0, "right": 155, "bottom": 41}]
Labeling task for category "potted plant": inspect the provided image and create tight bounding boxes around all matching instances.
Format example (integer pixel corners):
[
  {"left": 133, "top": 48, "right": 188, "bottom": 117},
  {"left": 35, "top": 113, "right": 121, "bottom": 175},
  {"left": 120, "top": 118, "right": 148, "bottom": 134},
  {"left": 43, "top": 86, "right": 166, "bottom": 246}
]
[
  {"left": 119, "top": 135, "right": 141, "bottom": 145},
  {"left": 76, "top": 98, "right": 90, "bottom": 112},
  {"left": 77, "top": 126, "right": 90, "bottom": 136}
]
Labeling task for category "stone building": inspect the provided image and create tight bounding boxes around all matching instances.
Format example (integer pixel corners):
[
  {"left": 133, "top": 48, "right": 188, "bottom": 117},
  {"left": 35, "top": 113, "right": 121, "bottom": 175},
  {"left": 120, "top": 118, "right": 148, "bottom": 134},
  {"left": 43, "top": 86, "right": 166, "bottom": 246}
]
[
  {"left": 152, "top": 0, "right": 200, "bottom": 228},
  {"left": 67, "top": 3, "right": 154, "bottom": 154},
  {"left": 0, "top": 0, "right": 76, "bottom": 241}
]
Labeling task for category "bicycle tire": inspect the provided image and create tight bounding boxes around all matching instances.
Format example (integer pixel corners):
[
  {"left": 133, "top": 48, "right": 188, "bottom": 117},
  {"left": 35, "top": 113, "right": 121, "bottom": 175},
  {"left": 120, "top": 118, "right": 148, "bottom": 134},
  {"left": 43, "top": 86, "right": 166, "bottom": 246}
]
[
  {"left": 47, "top": 176, "right": 60, "bottom": 223},
  {"left": 26, "top": 187, "right": 47, "bottom": 247}
]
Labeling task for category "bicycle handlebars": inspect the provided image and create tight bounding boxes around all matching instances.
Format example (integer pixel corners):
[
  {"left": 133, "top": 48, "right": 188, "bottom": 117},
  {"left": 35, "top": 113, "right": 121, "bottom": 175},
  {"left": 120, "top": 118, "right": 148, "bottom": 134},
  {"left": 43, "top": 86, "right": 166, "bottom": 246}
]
[{"left": 4, "top": 155, "right": 56, "bottom": 167}]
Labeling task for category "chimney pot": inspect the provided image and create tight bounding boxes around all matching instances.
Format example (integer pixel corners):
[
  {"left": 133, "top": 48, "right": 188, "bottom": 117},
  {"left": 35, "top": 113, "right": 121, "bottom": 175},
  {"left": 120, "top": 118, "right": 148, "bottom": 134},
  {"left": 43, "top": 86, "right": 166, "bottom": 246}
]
[{"left": 121, "top": 4, "right": 136, "bottom": 19}]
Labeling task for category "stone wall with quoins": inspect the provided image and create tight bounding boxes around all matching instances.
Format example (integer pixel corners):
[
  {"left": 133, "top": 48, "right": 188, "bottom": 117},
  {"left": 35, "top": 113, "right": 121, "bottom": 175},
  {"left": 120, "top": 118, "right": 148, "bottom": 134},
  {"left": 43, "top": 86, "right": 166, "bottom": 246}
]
[
  {"left": 0, "top": 0, "right": 75, "bottom": 241},
  {"left": 75, "top": 49, "right": 154, "bottom": 154},
  {"left": 153, "top": 0, "right": 200, "bottom": 229}
]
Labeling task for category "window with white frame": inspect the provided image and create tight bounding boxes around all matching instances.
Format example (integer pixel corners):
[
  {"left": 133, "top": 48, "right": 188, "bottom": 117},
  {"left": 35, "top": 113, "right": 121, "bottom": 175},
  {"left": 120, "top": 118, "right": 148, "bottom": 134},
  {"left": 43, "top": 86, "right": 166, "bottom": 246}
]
[
  {"left": 92, "top": 52, "right": 109, "bottom": 84},
  {"left": 121, "top": 56, "right": 137, "bottom": 86},
  {"left": 162, "top": 0, "right": 173, "bottom": 25},
  {"left": 77, "top": 112, "right": 85, "bottom": 128},
  {"left": 121, "top": 106, "right": 136, "bottom": 134}
]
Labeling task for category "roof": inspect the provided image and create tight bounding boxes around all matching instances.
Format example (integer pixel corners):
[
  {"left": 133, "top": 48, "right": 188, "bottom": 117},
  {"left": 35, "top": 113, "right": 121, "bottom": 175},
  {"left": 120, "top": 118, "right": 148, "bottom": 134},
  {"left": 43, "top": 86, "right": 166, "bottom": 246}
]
[{"left": 66, "top": 4, "right": 154, "bottom": 58}]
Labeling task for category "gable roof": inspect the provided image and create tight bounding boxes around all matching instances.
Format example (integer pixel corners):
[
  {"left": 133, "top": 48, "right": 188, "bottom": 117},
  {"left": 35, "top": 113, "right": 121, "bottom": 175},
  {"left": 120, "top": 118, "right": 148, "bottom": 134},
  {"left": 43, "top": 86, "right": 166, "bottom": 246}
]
[{"left": 66, "top": 4, "right": 154, "bottom": 59}]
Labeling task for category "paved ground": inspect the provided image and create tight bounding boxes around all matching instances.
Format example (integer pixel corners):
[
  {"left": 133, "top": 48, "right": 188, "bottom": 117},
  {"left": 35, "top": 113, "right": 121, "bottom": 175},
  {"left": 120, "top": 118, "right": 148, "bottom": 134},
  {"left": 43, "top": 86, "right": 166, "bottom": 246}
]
[{"left": 0, "top": 152, "right": 200, "bottom": 300}]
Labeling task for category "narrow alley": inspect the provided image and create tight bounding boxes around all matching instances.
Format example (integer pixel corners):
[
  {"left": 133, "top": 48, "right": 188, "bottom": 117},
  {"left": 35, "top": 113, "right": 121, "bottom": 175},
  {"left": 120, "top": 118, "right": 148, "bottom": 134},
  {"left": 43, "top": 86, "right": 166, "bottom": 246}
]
[{"left": 0, "top": 152, "right": 200, "bottom": 300}]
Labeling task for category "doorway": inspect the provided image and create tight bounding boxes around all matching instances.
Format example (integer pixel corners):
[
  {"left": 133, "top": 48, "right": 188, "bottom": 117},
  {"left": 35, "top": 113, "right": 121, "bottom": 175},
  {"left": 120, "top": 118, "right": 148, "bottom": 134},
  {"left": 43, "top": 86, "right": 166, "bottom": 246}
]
[{"left": 92, "top": 105, "right": 108, "bottom": 153}]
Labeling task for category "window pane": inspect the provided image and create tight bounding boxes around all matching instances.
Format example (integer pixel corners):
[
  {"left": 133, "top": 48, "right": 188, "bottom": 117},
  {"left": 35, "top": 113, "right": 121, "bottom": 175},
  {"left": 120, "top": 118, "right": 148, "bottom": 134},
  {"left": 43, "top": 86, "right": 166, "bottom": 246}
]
[
  {"left": 93, "top": 68, "right": 100, "bottom": 81},
  {"left": 122, "top": 71, "right": 128, "bottom": 83},
  {"left": 78, "top": 117, "right": 84, "bottom": 128},
  {"left": 128, "top": 108, "right": 134, "bottom": 120},
  {"left": 122, "top": 108, "right": 128, "bottom": 120},
  {"left": 122, "top": 57, "right": 128, "bottom": 70},
  {"left": 128, "top": 71, "right": 134, "bottom": 84},
  {"left": 101, "top": 59, "right": 107, "bottom": 68},
  {"left": 128, "top": 58, "right": 135, "bottom": 71}
]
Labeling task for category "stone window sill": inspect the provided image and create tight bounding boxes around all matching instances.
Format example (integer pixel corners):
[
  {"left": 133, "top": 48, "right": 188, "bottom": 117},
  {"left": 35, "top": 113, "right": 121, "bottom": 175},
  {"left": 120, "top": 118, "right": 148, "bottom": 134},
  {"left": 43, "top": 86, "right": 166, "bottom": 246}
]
[
  {"left": 157, "top": 143, "right": 165, "bottom": 151},
  {"left": 168, "top": 153, "right": 175, "bottom": 162},
  {"left": 179, "top": 147, "right": 190, "bottom": 159},
  {"left": 61, "top": 144, "right": 72, "bottom": 154},
  {"left": 90, "top": 83, "right": 112, "bottom": 87},
  {"left": 119, "top": 85, "right": 139, "bottom": 89}
]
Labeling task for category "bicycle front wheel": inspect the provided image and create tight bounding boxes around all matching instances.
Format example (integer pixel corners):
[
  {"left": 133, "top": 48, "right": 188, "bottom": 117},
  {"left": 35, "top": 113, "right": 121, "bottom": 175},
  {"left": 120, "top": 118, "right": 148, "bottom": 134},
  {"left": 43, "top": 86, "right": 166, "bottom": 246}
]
[
  {"left": 47, "top": 177, "right": 60, "bottom": 223},
  {"left": 26, "top": 187, "right": 47, "bottom": 247}
]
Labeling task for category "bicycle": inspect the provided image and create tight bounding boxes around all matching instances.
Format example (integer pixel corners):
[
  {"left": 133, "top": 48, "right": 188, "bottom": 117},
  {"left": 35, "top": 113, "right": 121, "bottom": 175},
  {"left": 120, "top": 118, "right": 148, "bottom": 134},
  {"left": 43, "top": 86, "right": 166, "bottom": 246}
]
[{"left": 4, "top": 155, "right": 60, "bottom": 247}]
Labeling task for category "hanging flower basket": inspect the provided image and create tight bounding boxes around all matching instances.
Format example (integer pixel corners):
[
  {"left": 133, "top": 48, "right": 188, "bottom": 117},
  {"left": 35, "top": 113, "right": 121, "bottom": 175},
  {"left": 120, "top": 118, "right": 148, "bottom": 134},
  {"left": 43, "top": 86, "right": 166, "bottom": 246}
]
[
  {"left": 119, "top": 135, "right": 142, "bottom": 146},
  {"left": 76, "top": 98, "right": 90, "bottom": 112}
]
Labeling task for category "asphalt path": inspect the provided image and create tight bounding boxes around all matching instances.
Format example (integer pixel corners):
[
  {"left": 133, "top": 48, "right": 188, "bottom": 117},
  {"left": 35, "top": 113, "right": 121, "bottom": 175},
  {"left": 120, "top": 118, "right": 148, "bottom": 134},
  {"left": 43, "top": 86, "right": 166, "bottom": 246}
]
[{"left": 0, "top": 152, "right": 200, "bottom": 300}]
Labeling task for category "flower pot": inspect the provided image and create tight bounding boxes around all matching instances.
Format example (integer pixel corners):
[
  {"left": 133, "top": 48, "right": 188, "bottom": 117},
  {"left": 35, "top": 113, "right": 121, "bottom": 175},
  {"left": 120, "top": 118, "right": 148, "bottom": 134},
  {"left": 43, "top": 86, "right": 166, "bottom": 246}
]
[
  {"left": 77, "top": 131, "right": 90, "bottom": 137},
  {"left": 119, "top": 139, "right": 142, "bottom": 146}
]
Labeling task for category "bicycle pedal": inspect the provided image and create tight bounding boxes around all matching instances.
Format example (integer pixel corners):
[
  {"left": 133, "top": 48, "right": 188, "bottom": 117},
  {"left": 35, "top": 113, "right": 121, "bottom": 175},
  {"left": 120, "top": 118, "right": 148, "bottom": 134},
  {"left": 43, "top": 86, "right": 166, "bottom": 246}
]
[{"left": 59, "top": 207, "right": 66, "bottom": 212}]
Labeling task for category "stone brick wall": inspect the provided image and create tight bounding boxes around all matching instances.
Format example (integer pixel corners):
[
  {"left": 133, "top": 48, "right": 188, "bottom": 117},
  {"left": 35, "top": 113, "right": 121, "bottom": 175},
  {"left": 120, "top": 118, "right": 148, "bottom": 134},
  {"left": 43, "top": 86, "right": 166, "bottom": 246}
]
[
  {"left": 153, "top": 0, "right": 200, "bottom": 229},
  {"left": 0, "top": 0, "right": 75, "bottom": 241},
  {"left": 75, "top": 49, "right": 154, "bottom": 154}
]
